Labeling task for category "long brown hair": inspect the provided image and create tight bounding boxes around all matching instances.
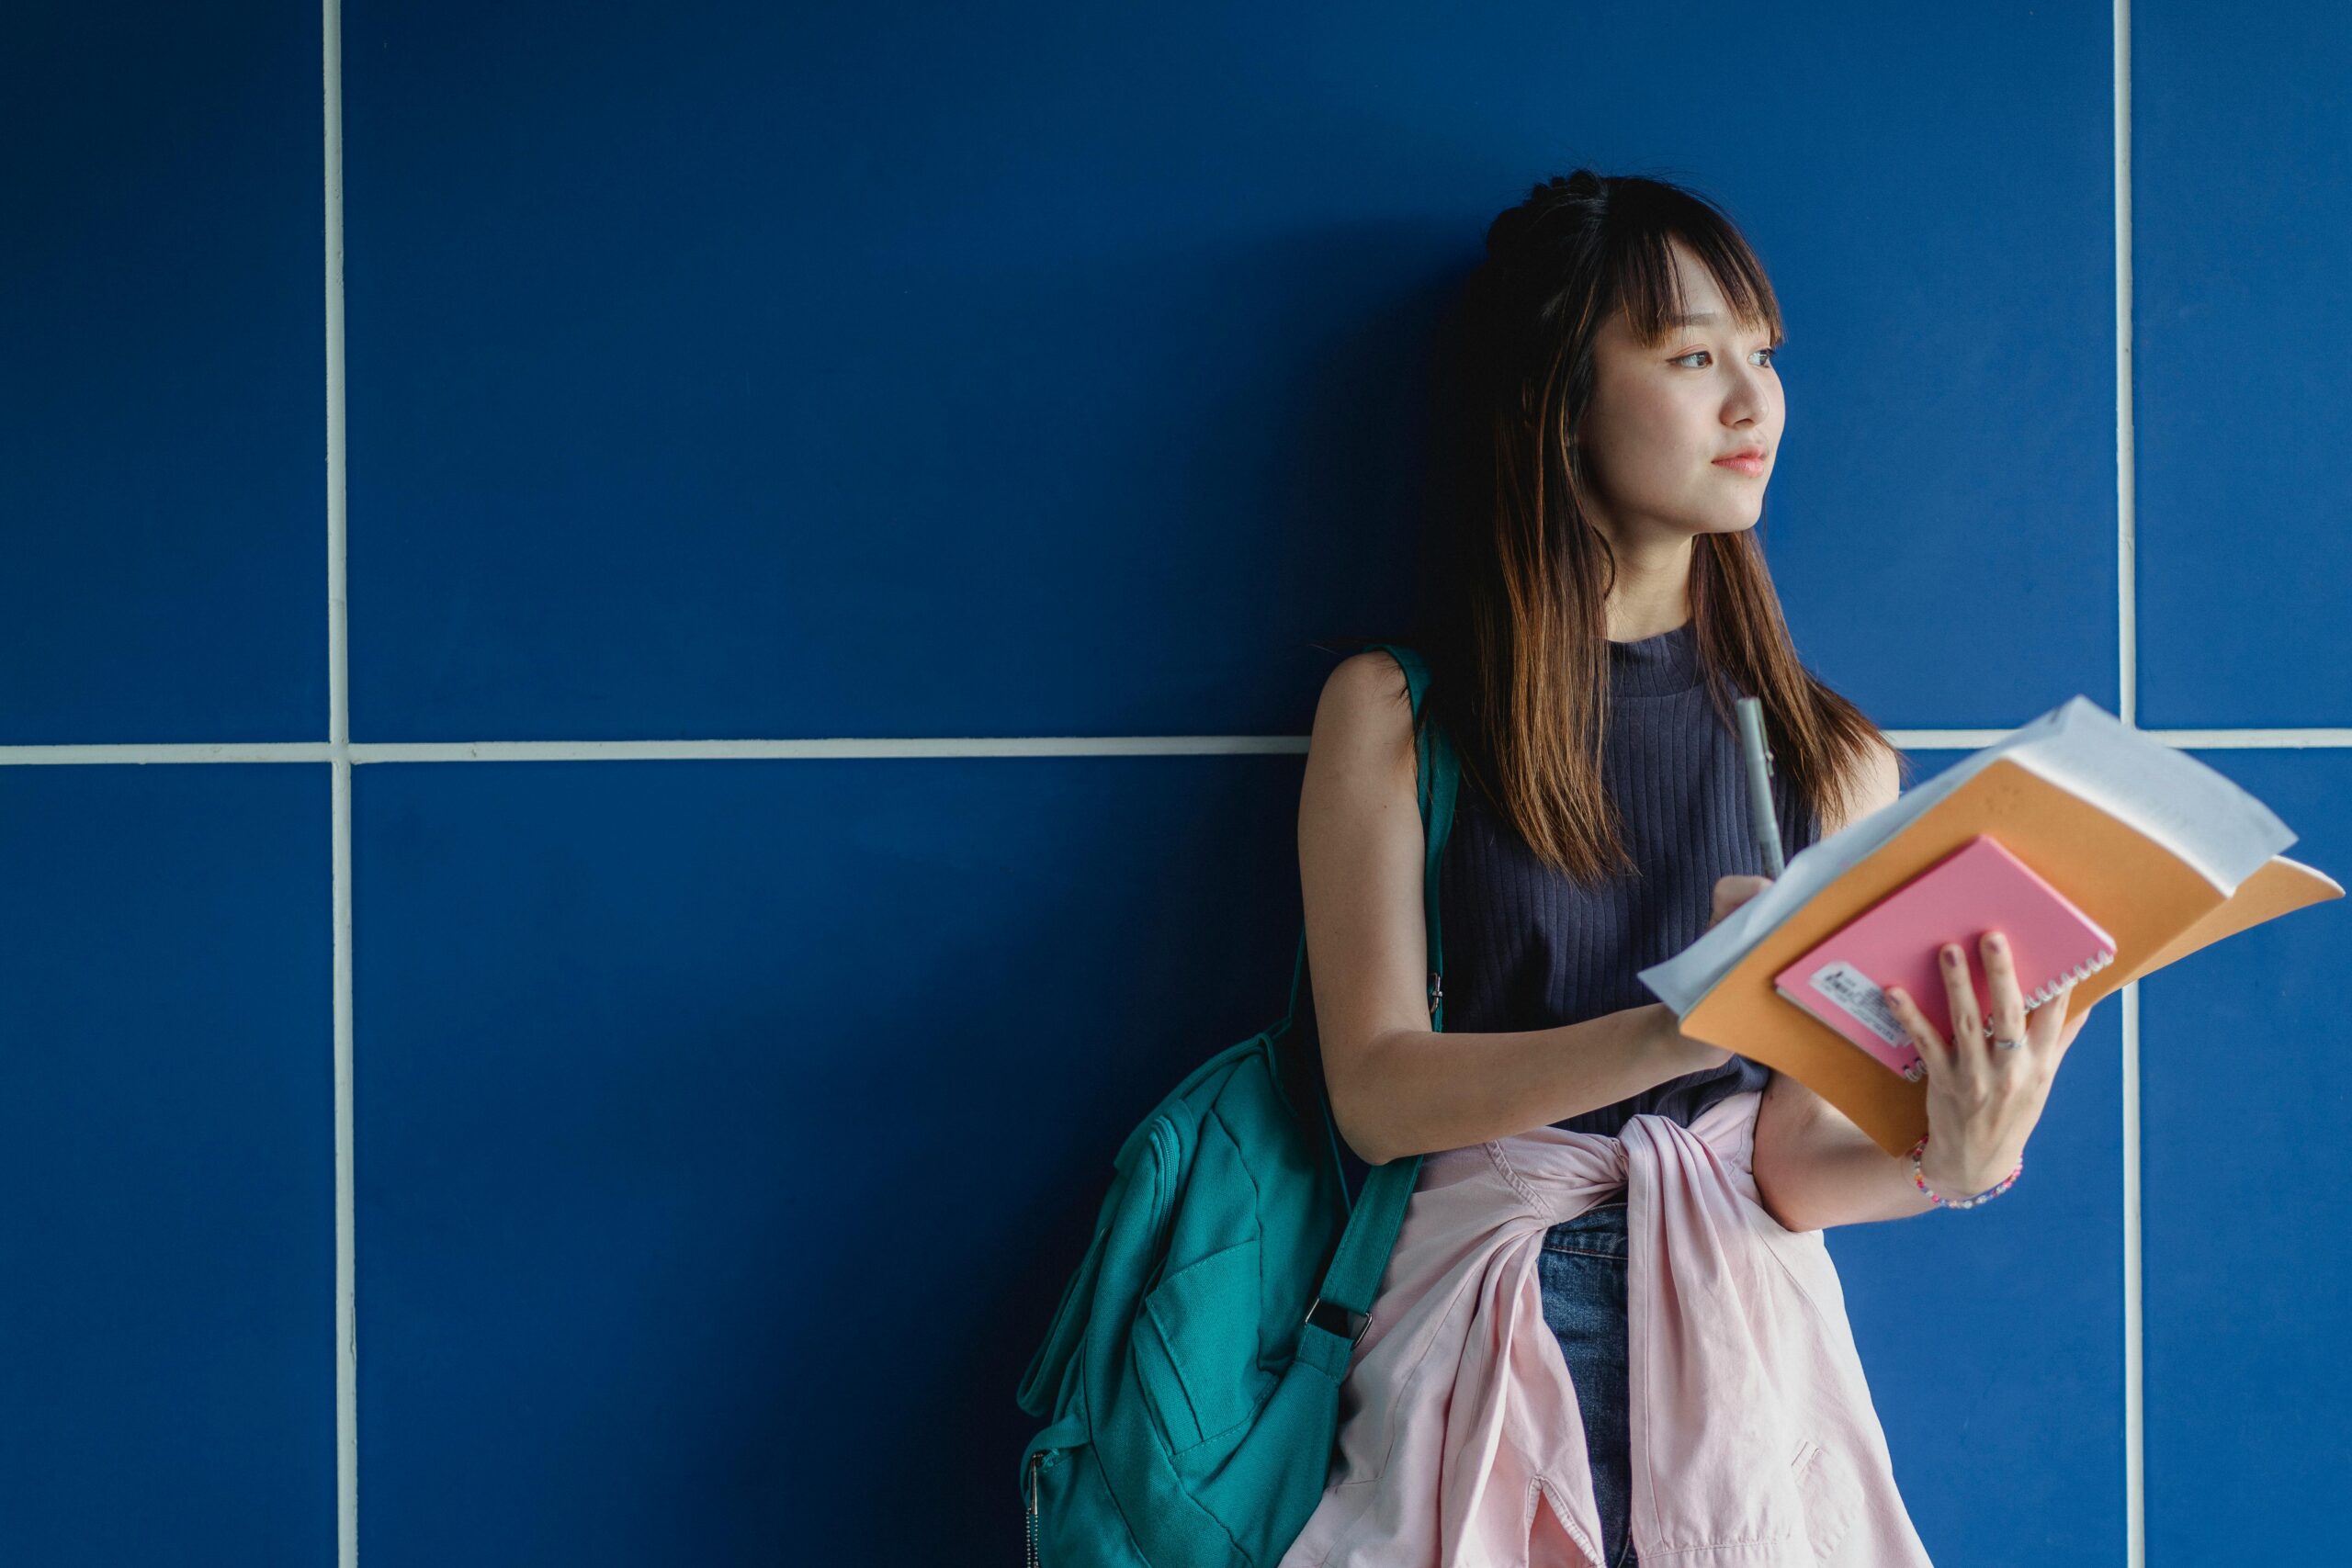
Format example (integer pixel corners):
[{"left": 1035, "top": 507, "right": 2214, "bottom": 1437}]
[{"left": 1345, "top": 170, "right": 1905, "bottom": 885}]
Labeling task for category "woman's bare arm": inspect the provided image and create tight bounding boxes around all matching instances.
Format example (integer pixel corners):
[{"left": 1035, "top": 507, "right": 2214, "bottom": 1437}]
[{"left": 1298, "top": 651, "right": 1727, "bottom": 1167}]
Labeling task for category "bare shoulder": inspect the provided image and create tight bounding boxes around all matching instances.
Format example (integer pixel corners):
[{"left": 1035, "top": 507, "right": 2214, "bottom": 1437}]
[
  {"left": 1819, "top": 730, "right": 1904, "bottom": 839},
  {"left": 1313, "top": 650, "right": 1417, "bottom": 752},
  {"left": 1300, "top": 649, "right": 1420, "bottom": 872}
]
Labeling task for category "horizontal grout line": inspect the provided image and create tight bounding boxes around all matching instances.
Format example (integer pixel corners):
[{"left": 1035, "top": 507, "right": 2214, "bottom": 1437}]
[
  {"left": 1886, "top": 728, "right": 2352, "bottom": 750},
  {"left": 0, "top": 728, "right": 2348, "bottom": 763}
]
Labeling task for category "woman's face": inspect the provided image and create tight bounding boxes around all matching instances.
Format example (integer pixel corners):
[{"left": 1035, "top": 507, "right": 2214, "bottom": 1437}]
[{"left": 1575, "top": 238, "right": 1782, "bottom": 552}]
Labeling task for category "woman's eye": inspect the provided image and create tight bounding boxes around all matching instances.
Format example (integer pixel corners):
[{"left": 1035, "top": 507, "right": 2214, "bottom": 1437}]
[{"left": 1672, "top": 347, "right": 1780, "bottom": 368}]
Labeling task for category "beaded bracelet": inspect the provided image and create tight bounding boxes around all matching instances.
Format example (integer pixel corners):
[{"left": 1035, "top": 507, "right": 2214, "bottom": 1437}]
[{"left": 1908, "top": 1133, "right": 2023, "bottom": 1210}]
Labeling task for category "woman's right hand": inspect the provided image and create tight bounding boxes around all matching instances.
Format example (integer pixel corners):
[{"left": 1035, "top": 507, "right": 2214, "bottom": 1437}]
[
  {"left": 1646, "top": 874, "right": 1777, "bottom": 1077},
  {"left": 1710, "top": 874, "right": 1773, "bottom": 931}
]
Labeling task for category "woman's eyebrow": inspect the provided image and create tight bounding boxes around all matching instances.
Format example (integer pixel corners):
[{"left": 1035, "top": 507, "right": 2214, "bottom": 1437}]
[
  {"left": 1666, "top": 311, "right": 1770, "bottom": 329},
  {"left": 1662, "top": 311, "right": 1778, "bottom": 341}
]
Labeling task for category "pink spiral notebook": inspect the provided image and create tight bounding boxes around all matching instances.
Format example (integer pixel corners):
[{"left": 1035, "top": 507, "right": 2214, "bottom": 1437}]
[{"left": 1772, "top": 833, "right": 2118, "bottom": 1079}]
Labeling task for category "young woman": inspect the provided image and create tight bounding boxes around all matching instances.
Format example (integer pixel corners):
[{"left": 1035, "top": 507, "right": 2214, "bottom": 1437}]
[{"left": 1286, "top": 172, "right": 2098, "bottom": 1566}]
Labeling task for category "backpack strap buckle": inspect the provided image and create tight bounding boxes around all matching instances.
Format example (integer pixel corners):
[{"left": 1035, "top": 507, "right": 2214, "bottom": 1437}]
[{"left": 1304, "top": 1297, "right": 1372, "bottom": 1348}]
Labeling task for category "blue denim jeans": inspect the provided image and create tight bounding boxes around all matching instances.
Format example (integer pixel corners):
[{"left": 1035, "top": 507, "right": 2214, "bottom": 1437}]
[{"left": 1538, "top": 1197, "right": 1638, "bottom": 1568}]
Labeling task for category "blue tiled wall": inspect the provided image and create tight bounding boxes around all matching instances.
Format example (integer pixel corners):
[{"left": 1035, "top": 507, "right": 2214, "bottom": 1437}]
[{"left": 4, "top": 1, "right": 2343, "bottom": 1563}]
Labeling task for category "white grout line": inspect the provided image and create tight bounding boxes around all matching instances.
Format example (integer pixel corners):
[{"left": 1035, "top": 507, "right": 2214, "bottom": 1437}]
[
  {"left": 2115, "top": 2, "right": 2145, "bottom": 1563},
  {"left": 0, "top": 728, "right": 2345, "bottom": 768},
  {"left": 322, "top": 1, "right": 356, "bottom": 1564}
]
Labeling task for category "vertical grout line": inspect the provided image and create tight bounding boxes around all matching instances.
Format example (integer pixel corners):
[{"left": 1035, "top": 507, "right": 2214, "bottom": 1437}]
[
  {"left": 2116, "top": 7, "right": 2139, "bottom": 736},
  {"left": 323, "top": 1, "right": 358, "bottom": 1564},
  {"left": 2113, "top": 2, "right": 2145, "bottom": 1566}
]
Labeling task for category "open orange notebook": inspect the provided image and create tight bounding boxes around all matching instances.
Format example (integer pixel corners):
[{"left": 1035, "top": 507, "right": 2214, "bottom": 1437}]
[{"left": 1638, "top": 698, "right": 2342, "bottom": 1157}]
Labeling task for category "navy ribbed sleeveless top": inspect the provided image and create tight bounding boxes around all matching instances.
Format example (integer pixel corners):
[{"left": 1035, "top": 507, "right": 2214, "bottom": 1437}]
[{"left": 1438, "top": 620, "right": 1821, "bottom": 1138}]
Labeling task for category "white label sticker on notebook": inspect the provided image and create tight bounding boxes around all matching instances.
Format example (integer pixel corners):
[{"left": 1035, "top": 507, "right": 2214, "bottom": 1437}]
[{"left": 1807, "top": 961, "right": 1908, "bottom": 1045}]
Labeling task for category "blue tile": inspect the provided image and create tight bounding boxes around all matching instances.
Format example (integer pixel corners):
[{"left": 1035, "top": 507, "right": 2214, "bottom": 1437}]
[
  {"left": 0, "top": 763, "right": 335, "bottom": 1563},
  {"left": 2142, "top": 749, "right": 2351, "bottom": 1561},
  {"left": 2133, "top": 3, "right": 2352, "bottom": 726},
  {"left": 342, "top": 0, "right": 2113, "bottom": 740},
  {"left": 0, "top": 6, "right": 323, "bottom": 744},
  {"left": 354, "top": 753, "right": 1305, "bottom": 1565}
]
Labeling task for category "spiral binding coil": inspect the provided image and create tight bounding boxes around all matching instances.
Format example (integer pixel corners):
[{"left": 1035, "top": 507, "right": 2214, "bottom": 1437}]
[{"left": 2021, "top": 948, "right": 2114, "bottom": 1010}]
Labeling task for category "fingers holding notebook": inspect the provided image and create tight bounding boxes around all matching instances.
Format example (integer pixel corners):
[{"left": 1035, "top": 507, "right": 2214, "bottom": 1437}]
[{"left": 1883, "top": 935, "right": 2083, "bottom": 1196}]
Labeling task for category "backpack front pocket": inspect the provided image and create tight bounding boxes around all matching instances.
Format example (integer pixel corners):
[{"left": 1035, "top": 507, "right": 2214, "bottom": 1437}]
[{"left": 1134, "top": 1235, "right": 1272, "bottom": 1453}]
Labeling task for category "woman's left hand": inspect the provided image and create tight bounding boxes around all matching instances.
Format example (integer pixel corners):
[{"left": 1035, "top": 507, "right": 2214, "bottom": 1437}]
[{"left": 1883, "top": 930, "right": 2095, "bottom": 1198}]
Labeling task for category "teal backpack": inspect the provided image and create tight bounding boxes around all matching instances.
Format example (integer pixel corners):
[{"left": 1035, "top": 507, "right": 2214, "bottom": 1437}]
[{"left": 1013, "top": 644, "right": 1461, "bottom": 1567}]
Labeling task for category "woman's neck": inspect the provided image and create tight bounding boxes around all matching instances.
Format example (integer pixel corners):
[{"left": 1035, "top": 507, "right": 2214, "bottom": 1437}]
[
  {"left": 1599, "top": 535, "right": 1696, "bottom": 644},
  {"left": 1605, "top": 591, "right": 1693, "bottom": 644}
]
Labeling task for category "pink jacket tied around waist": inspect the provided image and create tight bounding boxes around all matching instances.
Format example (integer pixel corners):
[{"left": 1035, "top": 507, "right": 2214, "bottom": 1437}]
[{"left": 1276, "top": 1088, "right": 1935, "bottom": 1567}]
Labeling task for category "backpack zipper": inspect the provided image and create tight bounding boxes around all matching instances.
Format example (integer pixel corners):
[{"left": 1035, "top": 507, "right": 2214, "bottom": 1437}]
[{"left": 1025, "top": 1450, "right": 1044, "bottom": 1568}]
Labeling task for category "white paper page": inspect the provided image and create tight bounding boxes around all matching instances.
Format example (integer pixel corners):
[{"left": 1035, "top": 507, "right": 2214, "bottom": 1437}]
[{"left": 1636, "top": 695, "right": 2301, "bottom": 1017}]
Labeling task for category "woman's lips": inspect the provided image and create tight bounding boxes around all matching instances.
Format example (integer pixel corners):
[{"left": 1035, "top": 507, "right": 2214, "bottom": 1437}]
[{"left": 1713, "top": 455, "right": 1766, "bottom": 477}]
